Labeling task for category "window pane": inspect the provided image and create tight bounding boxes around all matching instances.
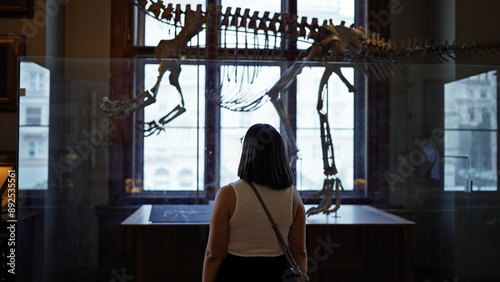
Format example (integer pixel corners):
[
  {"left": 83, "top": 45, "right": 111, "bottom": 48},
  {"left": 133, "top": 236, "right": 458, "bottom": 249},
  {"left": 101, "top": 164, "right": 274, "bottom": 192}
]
[
  {"left": 143, "top": 64, "right": 205, "bottom": 191},
  {"left": 18, "top": 62, "right": 50, "bottom": 190},
  {"left": 26, "top": 107, "right": 42, "bottom": 125},
  {"left": 444, "top": 71, "right": 497, "bottom": 191},
  {"left": 220, "top": 65, "right": 281, "bottom": 186},
  {"left": 296, "top": 66, "right": 354, "bottom": 191}
]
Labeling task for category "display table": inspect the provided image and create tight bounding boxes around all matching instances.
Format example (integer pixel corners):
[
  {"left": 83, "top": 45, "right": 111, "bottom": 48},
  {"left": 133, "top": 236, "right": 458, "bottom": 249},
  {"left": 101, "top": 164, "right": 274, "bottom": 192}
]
[{"left": 121, "top": 204, "right": 415, "bottom": 281}]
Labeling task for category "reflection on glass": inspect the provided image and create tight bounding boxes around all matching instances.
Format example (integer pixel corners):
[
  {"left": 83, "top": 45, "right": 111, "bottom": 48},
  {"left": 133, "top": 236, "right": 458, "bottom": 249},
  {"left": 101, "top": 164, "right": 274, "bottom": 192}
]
[
  {"left": 143, "top": 64, "right": 205, "bottom": 191},
  {"left": 18, "top": 62, "right": 50, "bottom": 190},
  {"left": 444, "top": 71, "right": 497, "bottom": 191}
]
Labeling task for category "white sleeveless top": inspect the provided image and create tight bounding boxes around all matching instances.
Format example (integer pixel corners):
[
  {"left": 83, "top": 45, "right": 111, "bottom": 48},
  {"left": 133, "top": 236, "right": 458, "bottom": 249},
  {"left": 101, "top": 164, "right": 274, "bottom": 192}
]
[{"left": 226, "top": 179, "right": 294, "bottom": 257}]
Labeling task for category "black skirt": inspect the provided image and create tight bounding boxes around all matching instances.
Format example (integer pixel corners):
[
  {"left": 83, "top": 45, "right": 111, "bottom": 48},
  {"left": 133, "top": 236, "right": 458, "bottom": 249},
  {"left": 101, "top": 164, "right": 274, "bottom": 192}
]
[{"left": 215, "top": 253, "right": 293, "bottom": 282}]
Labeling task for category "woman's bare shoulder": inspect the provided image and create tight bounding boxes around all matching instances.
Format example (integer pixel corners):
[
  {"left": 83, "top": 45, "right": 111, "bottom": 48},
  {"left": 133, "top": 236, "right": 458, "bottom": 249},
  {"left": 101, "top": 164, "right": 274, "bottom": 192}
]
[
  {"left": 218, "top": 184, "right": 235, "bottom": 195},
  {"left": 214, "top": 184, "right": 236, "bottom": 217}
]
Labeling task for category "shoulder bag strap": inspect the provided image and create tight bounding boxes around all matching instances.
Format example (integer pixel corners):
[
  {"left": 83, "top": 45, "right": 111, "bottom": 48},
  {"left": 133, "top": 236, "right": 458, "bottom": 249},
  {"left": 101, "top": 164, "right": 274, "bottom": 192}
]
[{"left": 248, "top": 182, "right": 309, "bottom": 281}]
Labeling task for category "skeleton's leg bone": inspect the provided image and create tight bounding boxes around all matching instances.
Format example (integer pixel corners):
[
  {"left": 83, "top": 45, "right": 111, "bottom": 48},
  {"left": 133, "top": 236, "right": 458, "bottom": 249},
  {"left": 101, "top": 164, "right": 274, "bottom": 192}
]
[
  {"left": 101, "top": 57, "right": 170, "bottom": 119},
  {"left": 264, "top": 52, "right": 311, "bottom": 166},
  {"left": 266, "top": 54, "right": 308, "bottom": 100},
  {"left": 152, "top": 7, "right": 204, "bottom": 93},
  {"left": 100, "top": 90, "right": 156, "bottom": 118},
  {"left": 332, "top": 64, "right": 357, "bottom": 93},
  {"left": 137, "top": 59, "right": 185, "bottom": 136},
  {"left": 158, "top": 104, "right": 187, "bottom": 126},
  {"left": 317, "top": 63, "right": 335, "bottom": 111},
  {"left": 151, "top": 59, "right": 181, "bottom": 95},
  {"left": 316, "top": 65, "right": 339, "bottom": 176},
  {"left": 270, "top": 97, "right": 298, "bottom": 167},
  {"left": 166, "top": 60, "right": 184, "bottom": 106},
  {"left": 319, "top": 111, "right": 338, "bottom": 176},
  {"left": 324, "top": 178, "right": 344, "bottom": 214},
  {"left": 126, "top": 91, "right": 157, "bottom": 113}
]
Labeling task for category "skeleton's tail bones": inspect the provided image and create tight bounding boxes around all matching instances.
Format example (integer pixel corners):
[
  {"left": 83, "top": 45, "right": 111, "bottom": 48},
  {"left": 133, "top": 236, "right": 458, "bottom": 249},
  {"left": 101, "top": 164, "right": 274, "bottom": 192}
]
[{"left": 349, "top": 34, "right": 500, "bottom": 79}]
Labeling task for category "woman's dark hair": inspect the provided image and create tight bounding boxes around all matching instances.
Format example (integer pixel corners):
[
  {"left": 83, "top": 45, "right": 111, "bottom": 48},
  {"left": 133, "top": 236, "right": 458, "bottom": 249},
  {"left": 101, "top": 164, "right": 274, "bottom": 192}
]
[{"left": 237, "top": 123, "right": 294, "bottom": 190}]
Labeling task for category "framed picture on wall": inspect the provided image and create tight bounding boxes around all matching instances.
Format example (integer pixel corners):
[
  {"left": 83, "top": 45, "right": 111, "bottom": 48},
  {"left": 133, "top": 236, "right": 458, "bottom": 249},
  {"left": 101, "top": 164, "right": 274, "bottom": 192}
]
[
  {"left": 0, "top": 35, "right": 25, "bottom": 112},
  {"left": 0, "top": 0, "right": 34, "bottom": 18}
]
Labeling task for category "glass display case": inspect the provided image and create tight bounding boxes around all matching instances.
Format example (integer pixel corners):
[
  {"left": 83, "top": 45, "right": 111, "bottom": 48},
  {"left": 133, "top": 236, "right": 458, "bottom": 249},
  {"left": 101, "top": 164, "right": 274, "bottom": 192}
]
[{"left": 12, "top": 56, "right": 500, "bottom": 281}]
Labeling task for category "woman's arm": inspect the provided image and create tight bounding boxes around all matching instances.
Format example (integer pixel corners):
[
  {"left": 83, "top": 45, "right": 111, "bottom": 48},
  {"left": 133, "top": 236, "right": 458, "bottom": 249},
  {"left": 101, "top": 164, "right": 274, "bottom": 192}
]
[
  {"left": 202, "top": 185, "right": 235, "bottom": 282},
  {"left": 288, "top": 187, "right": 308, "bottom": 274}
]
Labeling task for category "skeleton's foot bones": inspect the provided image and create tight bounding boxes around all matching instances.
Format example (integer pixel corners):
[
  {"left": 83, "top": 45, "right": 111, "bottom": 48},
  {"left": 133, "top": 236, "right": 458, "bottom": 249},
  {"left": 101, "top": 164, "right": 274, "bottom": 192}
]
[
  {"left": 305, "top": 177, "right": 343, "bottom": 216},
  {"left": 138, "top": 104, "right": 187, "bottom": 136},
  {"left": 139, "top": 120, "right": 165, "bottom": 137}
]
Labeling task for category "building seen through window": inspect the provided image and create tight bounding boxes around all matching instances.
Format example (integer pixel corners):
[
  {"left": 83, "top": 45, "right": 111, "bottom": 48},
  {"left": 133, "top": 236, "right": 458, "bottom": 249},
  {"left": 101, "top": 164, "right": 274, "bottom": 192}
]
[
  {"left": 444, "top": 71, "right": 497, "bottom": 191},
  {"left": 18, "top": 62, "right": 50, "bottom": 190}
]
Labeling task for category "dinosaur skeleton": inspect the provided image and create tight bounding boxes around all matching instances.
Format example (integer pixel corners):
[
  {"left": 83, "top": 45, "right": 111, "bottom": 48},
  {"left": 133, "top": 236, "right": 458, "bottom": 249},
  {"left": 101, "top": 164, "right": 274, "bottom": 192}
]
[{"left": 101, "top": 1, "right": 500, "bottom": 215}]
